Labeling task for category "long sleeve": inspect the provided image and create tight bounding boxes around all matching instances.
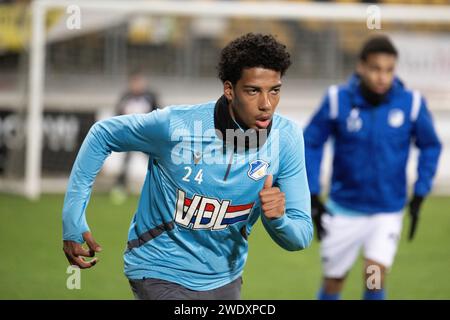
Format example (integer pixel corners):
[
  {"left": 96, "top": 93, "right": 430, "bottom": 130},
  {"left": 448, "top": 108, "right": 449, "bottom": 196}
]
[
  {"left": 261, "top": 126, "right": 313, "bottom": 251},
  {"left": 413, "top": 98, "right": 442, "bottom": 196},
  {"left": 62, "top": 109, "right": 170, "bottom": 243},
  {"left": 303, "top": 91, "right": 334, "bottom": 195}
]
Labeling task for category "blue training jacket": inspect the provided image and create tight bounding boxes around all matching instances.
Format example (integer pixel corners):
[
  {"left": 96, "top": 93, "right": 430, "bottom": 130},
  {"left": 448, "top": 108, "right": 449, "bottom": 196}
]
[
  {"left": 62, "top": 96, "right": 313, "bottom": 290},
  {"left": 304, "top": 74, "right": 442, "bottom": 214}
]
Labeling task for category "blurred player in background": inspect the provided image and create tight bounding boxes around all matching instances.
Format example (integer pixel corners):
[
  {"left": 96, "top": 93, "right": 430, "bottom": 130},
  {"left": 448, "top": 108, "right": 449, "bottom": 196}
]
[
  {"left": 62, "top": 33, "right": 313, "bottom": 300},
  {"left": 110, "top": 70, "right": 159, "bottom": 204},
  {"left": 304, "top": 35, "right": 441, "bottom": 300}
]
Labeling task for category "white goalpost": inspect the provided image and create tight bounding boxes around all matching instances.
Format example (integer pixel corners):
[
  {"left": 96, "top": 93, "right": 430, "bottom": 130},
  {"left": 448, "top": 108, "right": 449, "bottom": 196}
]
[{"left": 23, "top": 0, "right": 450, "bottom": 199}]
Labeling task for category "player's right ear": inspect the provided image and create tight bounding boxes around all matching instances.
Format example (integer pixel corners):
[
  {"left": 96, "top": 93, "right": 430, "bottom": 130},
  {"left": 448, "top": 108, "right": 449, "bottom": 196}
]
[
  {"left": 356, "top": 61, "right": 365, "bottom": 76},
  {"left": 223, "top": 81, "right": 234, "bottom": 102}
]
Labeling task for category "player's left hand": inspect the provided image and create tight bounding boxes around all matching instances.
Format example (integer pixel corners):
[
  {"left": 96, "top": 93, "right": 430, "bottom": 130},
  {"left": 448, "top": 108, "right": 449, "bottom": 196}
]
[
  {"left": 259, "top": 174, "right": 285, "bottom": 219},
  {"left": 408, "top": 195, "right": 424, "bottom": 242}
]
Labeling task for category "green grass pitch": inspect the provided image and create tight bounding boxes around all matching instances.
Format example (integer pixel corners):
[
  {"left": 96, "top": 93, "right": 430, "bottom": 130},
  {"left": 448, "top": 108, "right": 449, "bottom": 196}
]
[{"left": 0, "top": 194, "right": 449, "bottom": 299}]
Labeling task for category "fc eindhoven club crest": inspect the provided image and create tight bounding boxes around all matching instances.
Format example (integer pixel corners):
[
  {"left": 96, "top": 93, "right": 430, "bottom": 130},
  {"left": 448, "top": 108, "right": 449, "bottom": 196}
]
[
  {"left": 247, "top": 160, "right": 269, "bottom": 181},
  {"left": 388, "top": 109, "right": 404, "bottom": 128}
]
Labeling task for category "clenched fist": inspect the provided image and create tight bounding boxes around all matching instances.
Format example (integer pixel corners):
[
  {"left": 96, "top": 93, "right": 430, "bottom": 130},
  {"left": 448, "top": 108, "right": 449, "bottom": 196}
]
[{"left": 259, "top": 174, "right": 285, "bottom": 219}]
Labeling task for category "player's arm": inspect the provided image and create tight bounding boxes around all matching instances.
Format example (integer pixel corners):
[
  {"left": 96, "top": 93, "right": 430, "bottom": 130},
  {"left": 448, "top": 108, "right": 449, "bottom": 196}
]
[
  {"left": 62, "top": 108, "right": 170, "bottom": 268},
  {"left": 304, "top": 90, "right": 334, "bottom": 196},
  {"left": 260, "top": 127, "right": 313, "bottom": 251},
  {"left": 408, "top": 97, "right": 442, "bottom": 240},
  {"left": 412, "top": 97, "right": 442, "bottom": 198},
  {"left": 303, "top": 89, "right": 335, "bottom": 239}
]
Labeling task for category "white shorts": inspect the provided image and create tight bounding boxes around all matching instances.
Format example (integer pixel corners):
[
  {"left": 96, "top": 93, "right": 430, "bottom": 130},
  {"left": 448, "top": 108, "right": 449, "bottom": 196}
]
[{"left": 320, "top": 211, "right": 403, "bottom": 278}]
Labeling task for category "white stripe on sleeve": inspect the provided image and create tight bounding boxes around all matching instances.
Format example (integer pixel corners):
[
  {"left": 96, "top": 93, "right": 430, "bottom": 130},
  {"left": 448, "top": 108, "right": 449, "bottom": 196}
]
[
  {"left": 328, "top": 85, "right": 339, "bottom": 120},
  {"left": 410, "top": 90, "right": 421, "bottom": 122}
]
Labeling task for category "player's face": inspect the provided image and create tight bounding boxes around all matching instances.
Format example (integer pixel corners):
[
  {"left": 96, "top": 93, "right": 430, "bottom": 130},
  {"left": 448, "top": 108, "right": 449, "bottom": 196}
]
[
  {"left": 224, "top": 67, "right": 282, "bottom": 130},
  {"left": 129, "top": 75, "right": 147, "bottom": 95},
  {"left": 357, "top": 53, "right": 397, "bottom": 95}
]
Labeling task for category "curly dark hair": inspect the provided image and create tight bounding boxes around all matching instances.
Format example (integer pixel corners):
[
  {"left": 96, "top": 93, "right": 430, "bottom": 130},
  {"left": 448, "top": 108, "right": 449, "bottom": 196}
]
[
  {"left": 359, "top": 35, "right": 398, "bottom": 61},
  {"left": 217, "top": 33, "right": 291, "bottom": 84}
]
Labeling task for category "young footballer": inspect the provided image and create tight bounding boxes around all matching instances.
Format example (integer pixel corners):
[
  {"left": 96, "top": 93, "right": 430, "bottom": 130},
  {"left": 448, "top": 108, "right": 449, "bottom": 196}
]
[
  {"left": 62, "top": 33, "right": 313, "bottom": 300},
  {"left": 304, "top": 35, "right": 442, "bottom": 300}
]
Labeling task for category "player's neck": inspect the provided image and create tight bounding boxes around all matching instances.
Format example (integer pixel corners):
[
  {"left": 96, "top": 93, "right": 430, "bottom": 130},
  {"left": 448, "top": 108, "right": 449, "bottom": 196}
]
[
  {"left": 228, "top": 106, "right": 249, "bottom": 132},
  {"left": 214, "top": 95, "right": 271, "bottom": 153},
  {"left": 359, "top": 80, "right": 389, "bottom": 107}
]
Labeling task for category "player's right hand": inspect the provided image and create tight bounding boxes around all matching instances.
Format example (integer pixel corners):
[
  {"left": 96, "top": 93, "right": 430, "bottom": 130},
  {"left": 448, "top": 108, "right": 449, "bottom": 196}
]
[
  {"left": 311, "top": 194, "right": 327, "bottom": 241},
  {"left": 63, "top": 231, "right": 102, "bottom": 269}
]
